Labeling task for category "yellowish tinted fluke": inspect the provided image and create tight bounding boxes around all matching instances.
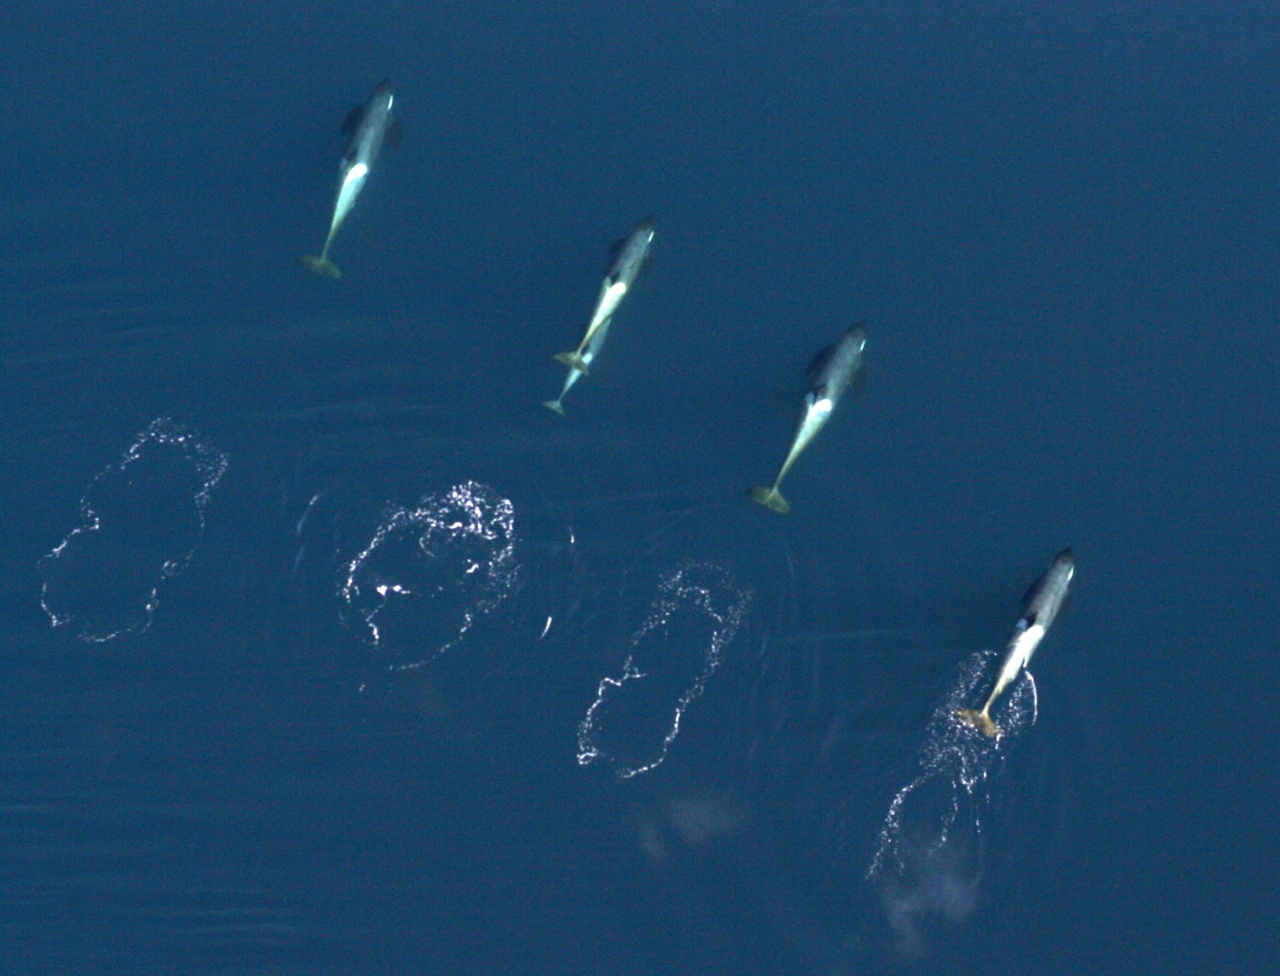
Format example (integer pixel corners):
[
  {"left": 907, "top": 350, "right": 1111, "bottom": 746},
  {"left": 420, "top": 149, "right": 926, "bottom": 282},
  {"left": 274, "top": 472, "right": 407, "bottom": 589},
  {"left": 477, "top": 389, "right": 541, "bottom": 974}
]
[
  {"left": 553, "top": 351, "right": 589, "bottom": 374},
  {"left": 956, "top": 707, "right": 1001, "bottom": 739},
  {"left": 299, "top": 255, "right": 341, "bottom": 279},
  {"left": 749, "top": 486, "right": 790, "bottom": 515}
]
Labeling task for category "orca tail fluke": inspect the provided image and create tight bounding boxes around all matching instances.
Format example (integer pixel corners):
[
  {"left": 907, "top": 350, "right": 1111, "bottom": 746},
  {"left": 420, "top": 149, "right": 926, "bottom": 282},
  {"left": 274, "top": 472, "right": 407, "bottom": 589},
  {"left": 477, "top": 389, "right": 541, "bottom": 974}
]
[
  {"left": 956, "top": 708, "right": 1001, "bottom": 739},
  {"left": 749, "top": 485, "right": 790, "bottom": 515},
  {"left": 299, "top": 255, "right": 341, "bottom": 279},
  {"left": 553, "top": 352, "right": 588, "bottom": 374},
  {"left": 542, "top": 399, "right": 566, "bottom": 415}
]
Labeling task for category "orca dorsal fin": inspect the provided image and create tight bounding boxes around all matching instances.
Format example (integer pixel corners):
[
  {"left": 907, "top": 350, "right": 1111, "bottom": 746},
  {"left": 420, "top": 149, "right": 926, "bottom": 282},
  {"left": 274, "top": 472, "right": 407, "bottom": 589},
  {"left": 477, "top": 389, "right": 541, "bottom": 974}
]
[
  {"left": 341, "top": 104, "right": 363, "bottom": 136},
  {"left": 1020, "top": 573, "right": 1045, "bottom": 613},
  {"left": 807, "top": 343, "right": 834, "bottom": 378}
]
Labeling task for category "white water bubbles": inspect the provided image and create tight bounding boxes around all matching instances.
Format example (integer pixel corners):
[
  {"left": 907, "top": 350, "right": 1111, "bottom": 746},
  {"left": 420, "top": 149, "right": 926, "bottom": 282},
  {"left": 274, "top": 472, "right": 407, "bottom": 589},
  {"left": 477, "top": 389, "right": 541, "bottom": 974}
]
[
  {"left": 577, "top": 562, "right": 751, "bottom": 779},
  {"left": 38, "top": 418, "right": 229, "bottom": 643},
  {"left": 866, "top": 647, "right": 1037, "bottom": 957},
  {"left": 339, "top": 481, "right": 519, "bottom": 672}
]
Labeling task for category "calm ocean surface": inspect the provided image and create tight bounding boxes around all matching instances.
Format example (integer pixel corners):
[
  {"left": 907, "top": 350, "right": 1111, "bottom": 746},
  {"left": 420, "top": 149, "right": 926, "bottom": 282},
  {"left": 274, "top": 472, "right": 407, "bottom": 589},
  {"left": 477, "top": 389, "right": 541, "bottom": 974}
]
[{"left": 1, "top": 4, "right": 1276, "bottom": 974}]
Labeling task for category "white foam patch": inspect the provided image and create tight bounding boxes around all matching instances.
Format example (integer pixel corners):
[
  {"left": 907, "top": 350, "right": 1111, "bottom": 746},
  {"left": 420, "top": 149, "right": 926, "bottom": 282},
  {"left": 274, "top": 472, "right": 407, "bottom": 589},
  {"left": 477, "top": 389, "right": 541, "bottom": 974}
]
[{"left": 339, "top": 481, "right": 518, "bottom": 671}]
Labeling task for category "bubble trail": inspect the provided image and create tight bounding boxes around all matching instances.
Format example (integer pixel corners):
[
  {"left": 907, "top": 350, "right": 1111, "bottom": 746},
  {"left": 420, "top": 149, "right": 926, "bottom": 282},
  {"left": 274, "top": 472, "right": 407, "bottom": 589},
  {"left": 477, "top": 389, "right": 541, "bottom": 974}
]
[
  {"left": 577, "top": 562, "right": 751, "bottom": 779},
  {"left": 39, "top": 418, "right": 228, "bottom": 643},
  {"left": 866, "top": 648, "right": 1038, "bottom": 957}
]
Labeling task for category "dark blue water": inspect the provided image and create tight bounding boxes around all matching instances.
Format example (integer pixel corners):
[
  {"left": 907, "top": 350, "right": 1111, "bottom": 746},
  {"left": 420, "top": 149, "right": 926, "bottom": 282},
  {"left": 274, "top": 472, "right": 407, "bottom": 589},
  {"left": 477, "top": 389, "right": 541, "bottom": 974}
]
[{"left": 1, "top": 4, "right": 1277, "bottom": 974}]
